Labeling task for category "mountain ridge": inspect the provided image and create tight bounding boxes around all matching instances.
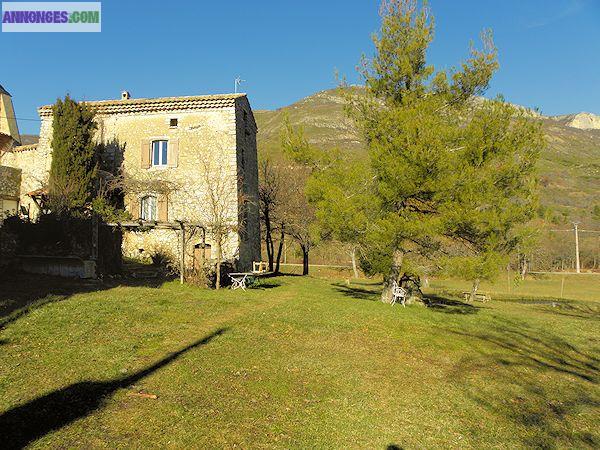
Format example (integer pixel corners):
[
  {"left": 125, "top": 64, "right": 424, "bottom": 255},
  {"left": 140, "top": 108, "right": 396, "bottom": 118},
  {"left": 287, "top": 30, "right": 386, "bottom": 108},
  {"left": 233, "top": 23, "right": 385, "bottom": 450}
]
[{"left": 254, "top": 88, "right": 600, "bottom": 226}]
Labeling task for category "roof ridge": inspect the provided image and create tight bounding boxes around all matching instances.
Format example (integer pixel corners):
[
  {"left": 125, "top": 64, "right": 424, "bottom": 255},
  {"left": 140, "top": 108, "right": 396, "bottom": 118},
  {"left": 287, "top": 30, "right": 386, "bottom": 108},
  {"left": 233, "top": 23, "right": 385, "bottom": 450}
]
[{"left": 38, "top": 92, "right": 246, "bottom": 111}]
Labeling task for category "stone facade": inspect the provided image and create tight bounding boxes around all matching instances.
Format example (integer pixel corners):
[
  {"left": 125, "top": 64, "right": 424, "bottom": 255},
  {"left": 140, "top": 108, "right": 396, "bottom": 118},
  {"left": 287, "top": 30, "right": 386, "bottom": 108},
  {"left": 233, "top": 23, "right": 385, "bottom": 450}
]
[{"left": 0, "top": 92, "right": 261, "bottom": 271}]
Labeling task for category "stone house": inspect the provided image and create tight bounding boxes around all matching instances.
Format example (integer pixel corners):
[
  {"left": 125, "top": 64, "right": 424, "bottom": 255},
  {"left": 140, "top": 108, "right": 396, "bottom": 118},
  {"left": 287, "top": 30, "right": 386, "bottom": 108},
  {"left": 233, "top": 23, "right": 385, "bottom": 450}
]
[
  {"left": 0, "top": 165, "right": 21, "bottom": 223},
  {"left": 0, "top": 86, "right": 261, "bottom": 271}
]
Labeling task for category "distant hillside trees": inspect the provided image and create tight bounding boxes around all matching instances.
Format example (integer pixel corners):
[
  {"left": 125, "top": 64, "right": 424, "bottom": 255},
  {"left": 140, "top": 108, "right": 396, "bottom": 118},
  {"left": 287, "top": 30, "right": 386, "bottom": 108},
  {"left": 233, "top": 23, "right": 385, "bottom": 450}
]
[
  {"left": 280, "top": 117, "right": 319, "bottom": 276},
  {"left": 310, "top": 0, "right": 544, "bottom": 302},
  {"left": 306, "top": 155, "right": 373, "bottom": 279}
]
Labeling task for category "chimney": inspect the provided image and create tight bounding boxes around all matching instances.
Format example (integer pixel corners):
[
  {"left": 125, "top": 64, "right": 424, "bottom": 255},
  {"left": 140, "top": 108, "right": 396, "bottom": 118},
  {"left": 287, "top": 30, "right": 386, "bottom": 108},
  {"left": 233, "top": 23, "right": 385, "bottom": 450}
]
[{"left": 121, "top": 90, "right": 131, "bottom": 100}]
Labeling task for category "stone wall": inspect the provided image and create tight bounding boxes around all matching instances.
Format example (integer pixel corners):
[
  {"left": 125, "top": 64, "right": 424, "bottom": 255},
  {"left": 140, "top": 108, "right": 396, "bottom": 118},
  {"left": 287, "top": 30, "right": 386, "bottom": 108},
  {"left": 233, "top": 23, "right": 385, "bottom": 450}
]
[{"left": 235, "top": 97, "right": 261, "bottom": 269}]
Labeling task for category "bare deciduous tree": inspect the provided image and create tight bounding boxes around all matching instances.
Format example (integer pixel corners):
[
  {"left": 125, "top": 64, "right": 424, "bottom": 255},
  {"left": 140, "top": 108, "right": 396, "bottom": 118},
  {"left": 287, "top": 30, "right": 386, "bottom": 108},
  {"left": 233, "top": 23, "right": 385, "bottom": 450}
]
[
  {"left": 259, "top": 155, "right": 288, "bottom": 273},
  {"left": 284, "top": 165, "right": 317, "bottom": 275},
  {"left": 199, "top": 154, "right": 244, "bottom": 289}
]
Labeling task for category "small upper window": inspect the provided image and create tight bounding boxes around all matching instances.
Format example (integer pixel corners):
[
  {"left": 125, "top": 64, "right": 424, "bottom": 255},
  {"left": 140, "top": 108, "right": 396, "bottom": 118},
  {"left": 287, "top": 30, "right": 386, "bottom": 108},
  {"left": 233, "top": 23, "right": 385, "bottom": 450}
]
[
  {"left": 152, "top": 140, "right": 168, "bottom": 166},
  {"left": 140, "top": 195, "right": 157, "bottom": 221},
  {"left": 170, "top": 118, "right": 178, "bottom": 128}
]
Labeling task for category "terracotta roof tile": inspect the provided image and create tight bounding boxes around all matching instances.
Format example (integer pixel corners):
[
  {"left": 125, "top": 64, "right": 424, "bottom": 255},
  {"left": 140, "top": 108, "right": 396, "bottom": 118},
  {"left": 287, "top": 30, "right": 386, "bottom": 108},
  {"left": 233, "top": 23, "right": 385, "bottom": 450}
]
[
  {"left": 38, "top": 93, "right": 246, "bottom": 117},
  {"left": 11, "top": 143, "right": 38, "bottom": 152}
]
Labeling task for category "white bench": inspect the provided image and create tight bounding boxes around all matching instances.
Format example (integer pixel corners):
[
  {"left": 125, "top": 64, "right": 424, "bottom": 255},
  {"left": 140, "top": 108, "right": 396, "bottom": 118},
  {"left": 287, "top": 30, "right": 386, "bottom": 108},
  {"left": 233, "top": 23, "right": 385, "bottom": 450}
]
[{"left": 229, "top": 272, "right": 252, "bottom": 290}]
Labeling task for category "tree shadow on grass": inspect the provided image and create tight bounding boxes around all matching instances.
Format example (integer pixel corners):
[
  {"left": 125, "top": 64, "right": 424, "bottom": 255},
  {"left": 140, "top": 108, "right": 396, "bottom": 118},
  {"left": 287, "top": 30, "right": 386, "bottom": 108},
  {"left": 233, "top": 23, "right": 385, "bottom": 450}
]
[
  {"left": 332, "top": 283, "right": 380, "bottom": 301},
  {"left": 447, "top": 318, "right": 599, "bottom": 447},
  {"left": 0, "top": 328, "right": 227, "bottom": 450},
  {"left": 252, "top": 281, "right": 281, "bottom": 290},
  {"left": 425, "top": 294, "right": 481, "bottom": 315},
  {"left": 0, "top": 272, "right": 172, "bottom": 330},
  {"left": 248, "top": 277, "right": 281, "bottom": 291},
  {"left": 449, "top": 318, "right": 599, "bottom": 383},
  {"left": 534, "top": 301, "right": 600, "bottom": 322},
  {"left": 333, "top": 284, "right": 481, "bottom": 315},
  {"left": 261, "top": 272, "right": 303, "bottom": 278}
]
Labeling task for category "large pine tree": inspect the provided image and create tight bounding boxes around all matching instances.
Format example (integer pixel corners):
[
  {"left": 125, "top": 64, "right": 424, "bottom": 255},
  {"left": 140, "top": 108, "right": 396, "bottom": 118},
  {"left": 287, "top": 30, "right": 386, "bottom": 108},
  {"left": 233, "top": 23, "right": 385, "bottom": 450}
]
[
  {"left": 313, "top": 0, "right": 544, "bottom": 302},
  {"left": 48, "top": 96, "right": 98, "bottom": 214}
]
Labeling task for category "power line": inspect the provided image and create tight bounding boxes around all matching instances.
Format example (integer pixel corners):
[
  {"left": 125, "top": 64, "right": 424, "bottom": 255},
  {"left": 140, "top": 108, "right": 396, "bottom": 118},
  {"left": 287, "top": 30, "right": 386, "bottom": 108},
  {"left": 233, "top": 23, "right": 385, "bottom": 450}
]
[{"left": 0, "top": 115, "right": 41, "bottom": 122}]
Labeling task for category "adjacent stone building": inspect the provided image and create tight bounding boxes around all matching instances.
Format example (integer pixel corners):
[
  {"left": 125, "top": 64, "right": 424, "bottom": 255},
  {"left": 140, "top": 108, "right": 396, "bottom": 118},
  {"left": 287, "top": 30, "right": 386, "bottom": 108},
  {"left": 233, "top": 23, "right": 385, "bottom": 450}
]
[
  {"left": 0, "top": 165, "right": 21, "bottom": 222},
  {"left": 0, "top": 84, "right": 24, "bottom": 221},
  {"left": 0, "top": 87, "right": 261, "bottom": 271}
]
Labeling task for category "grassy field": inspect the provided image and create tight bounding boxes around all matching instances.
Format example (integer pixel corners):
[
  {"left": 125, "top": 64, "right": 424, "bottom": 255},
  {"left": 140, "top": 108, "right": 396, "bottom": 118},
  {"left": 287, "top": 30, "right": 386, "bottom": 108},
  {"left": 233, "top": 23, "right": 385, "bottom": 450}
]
[
  {"left": 0, "top": 272, "right": 598, "bottom": 449},
  {"left": 427, "top": 273, "right": 600, "bottom": 303}
]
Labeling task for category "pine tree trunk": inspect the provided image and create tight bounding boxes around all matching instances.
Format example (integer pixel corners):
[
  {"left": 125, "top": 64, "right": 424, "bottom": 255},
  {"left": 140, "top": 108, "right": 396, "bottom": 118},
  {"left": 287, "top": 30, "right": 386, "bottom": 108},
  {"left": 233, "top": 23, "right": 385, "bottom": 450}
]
[
  {"left": 469, "top": 279, "right": 480, "bottom": 302},
  {"left": 381, "top": 249, "right": 403, "bottom": 303},
  {"left": 274, "top": 226, "right": 285, "bottom": 274},
  {"left": 351, "top": 246, "right": 359, "bottom": 279},
  {"left": 302, "top": 245, "right": 309, "bottom": 276}
]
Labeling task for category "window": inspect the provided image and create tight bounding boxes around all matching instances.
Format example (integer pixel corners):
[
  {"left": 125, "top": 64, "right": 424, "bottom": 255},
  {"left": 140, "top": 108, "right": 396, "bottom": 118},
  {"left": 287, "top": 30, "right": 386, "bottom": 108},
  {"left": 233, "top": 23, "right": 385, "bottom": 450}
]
[
  {"left": 169, "top": 118, "right": 178, "bottom": 128},
  {"left": 152, "top": 140, "right": 168, "bottom": 166},
  {"left": 140, "top": 195, "right": 157, "bottom": 221}
]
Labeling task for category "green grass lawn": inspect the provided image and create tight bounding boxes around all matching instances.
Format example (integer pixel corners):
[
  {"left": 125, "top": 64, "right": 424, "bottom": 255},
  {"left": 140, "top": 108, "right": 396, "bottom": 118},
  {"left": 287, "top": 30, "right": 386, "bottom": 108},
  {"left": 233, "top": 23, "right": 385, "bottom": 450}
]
[{"left": 0, "top": 273, "right": 598, "bottom": 449}]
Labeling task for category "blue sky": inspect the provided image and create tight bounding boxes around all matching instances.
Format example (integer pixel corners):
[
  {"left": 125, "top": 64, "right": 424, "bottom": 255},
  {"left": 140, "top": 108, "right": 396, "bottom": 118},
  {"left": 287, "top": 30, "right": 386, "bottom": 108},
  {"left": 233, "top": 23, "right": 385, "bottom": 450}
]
[{"left": 1, "top": 0, "right": 599, "bottom": 134}]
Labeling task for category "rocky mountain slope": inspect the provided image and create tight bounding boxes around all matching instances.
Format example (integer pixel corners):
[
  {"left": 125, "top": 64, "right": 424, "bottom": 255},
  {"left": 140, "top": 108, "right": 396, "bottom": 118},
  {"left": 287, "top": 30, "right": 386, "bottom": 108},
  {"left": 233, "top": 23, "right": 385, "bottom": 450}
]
[
  {"left": 255, "top": 88, "right": 600, "bottom": 225},
  {"left": 550, "top": 112, "right": 600, "bottom": 130}
]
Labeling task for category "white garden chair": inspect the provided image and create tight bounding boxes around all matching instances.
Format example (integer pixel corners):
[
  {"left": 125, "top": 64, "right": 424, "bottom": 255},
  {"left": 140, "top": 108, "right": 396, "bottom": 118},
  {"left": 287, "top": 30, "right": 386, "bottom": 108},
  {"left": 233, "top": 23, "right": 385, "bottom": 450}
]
[
  {"left": 391, "top": 280, "right": 407, "bottom": 307},
  {"left": 229, "top": 273, "right": 250, "bottom": 290}
]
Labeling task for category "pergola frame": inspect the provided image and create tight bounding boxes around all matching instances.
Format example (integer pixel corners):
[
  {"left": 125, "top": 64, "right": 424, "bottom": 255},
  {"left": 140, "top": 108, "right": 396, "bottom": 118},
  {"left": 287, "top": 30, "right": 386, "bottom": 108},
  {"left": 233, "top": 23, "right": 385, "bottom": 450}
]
[{"left": 105, "top": 220, "right": 207, "bottom": 284}]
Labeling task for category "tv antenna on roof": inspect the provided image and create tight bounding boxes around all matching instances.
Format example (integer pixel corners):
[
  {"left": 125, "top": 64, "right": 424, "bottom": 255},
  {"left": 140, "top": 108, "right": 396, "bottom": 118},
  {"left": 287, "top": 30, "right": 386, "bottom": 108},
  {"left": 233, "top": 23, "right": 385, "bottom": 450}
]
[{"left": 234, "top": 76, "right": 245, "bottom": 93}]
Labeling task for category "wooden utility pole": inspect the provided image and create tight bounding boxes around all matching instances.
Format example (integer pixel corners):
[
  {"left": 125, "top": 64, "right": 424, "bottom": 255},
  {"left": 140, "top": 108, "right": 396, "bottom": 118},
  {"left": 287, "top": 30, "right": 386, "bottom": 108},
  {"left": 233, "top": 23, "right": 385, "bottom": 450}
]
[{"left": 573, "top": 222, "right": 581, "bottom": 274}]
